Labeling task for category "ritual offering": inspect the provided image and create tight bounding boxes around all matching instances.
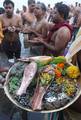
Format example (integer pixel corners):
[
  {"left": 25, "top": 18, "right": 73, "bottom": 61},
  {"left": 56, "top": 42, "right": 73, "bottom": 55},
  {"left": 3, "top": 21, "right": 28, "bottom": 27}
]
[{"left": 4, "top": 56, "right": 81, "bottom": 113}]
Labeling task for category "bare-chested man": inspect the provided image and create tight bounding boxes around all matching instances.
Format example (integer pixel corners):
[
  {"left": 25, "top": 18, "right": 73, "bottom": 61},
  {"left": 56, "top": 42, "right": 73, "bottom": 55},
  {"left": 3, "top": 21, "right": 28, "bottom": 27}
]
[
  {"left": 35, "top": 3, "right": 73, "bottom": 57},
  {"left": 22, "top": 0, "right": 36, "bottom": 26},
  {"left": 25, "top": 2, "right": 49, "bottom": 55},
  {"left": 72, "top": 7, "right": 81, "bottom": 40},
  {"left": 0, "top": 0, "right": 22, "bottom": 59},
  {"left": 21, "top": 0, "right": 36, "bottom": 50},
  {"left": 31, "top": 2, "right": 48, "bottom": 38}
]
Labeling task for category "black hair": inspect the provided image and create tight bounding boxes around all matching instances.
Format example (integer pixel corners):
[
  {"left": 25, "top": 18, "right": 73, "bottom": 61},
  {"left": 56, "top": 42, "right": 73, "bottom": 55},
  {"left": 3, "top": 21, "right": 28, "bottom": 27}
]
[
  {"left": 28, "top": 0, "right": 35, "bottom": 6},
  {"left": 37, "top": 2, "right": 47, "bottom": 12},
  {"left": 3, "top": 0, "right": 14, "bottom": 8},
  {"left": 55, "top": 2, "right": 70, "bottom": 20}
]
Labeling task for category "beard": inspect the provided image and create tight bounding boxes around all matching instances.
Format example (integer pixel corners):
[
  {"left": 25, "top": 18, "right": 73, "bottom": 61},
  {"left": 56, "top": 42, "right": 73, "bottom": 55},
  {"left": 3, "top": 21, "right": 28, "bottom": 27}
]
[{"left": 6, "top": 12, "right": 13, "bottom": 18}]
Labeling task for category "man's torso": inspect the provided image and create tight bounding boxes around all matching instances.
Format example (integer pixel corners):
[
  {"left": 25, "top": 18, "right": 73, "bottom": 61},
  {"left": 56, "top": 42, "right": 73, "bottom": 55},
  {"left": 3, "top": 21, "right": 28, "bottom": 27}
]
[{"left": 0, "top": 14, "right": 20, "bottom": 42}]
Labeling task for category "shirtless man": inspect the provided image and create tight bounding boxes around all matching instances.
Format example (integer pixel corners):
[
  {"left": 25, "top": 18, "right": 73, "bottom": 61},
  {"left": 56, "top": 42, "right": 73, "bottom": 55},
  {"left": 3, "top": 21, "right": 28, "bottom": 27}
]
[
  {"left": 26, "top": 2, "right": 49, "bottom": 55},
  {"left": 31, "top": 2, "right": 48, "bottom": 38},
  {"left": 0, "top": 0, "right": 22, "bottom": 59},
  {"left": 72, "top": 7, "right": 81, "bottom": 40},
  {"left": 22, "top": 0, "right": 36, "bottom": 50},
  {"left": 22, "top": 0, "right": 36, "bottom": 26},
  {"left": 35, "top": 3, "right": 73, "bottom": 56},
  {"left": 73, "top": 7, "right": 81, "bottom": 28}
]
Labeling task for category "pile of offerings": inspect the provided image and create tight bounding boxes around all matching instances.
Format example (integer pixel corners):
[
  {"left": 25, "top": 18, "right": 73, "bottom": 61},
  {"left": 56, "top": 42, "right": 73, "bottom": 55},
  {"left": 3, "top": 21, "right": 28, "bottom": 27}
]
[{"left": 4, "top": 56, "right": 81, "bottom": 112}]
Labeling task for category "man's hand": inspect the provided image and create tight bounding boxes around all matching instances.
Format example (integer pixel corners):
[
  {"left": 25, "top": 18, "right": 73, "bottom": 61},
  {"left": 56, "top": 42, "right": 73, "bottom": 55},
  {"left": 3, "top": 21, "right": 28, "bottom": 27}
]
[
  {"left": 22, "top": 27, "right": 33, "bottom": 33},
  {"left": 36, "top": 37, "right": 45, "bottom": 44},
  {"left": 8, "top": 26, "right": 16, "bottom": 32}
]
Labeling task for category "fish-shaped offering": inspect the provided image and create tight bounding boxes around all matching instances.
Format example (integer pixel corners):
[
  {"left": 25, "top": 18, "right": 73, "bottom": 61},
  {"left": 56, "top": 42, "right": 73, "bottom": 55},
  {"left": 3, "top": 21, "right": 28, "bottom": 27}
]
[
  {"left": 31, "top": 65, "right": 55, "bottom": 110},
  {"left": 16, "top": 61, "right": 37, "bottom": 96}
]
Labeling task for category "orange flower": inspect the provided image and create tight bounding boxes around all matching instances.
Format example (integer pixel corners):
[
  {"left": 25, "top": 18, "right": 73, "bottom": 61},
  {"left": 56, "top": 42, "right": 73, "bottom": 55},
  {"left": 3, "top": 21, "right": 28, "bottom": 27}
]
[
  {"left": 54, "top": 68, "right": 61, "bottom": 78},
  {"left": 57, "top": 63, "right": 64, "bottom": 69}
]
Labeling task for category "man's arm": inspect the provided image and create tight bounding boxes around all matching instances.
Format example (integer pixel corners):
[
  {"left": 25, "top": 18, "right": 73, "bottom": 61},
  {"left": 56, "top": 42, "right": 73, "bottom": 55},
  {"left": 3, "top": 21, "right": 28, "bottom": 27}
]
[
  {"left": 27, "top": 22, "right": 49, "bottom": 38},
  {"left": 0, "top": 15, "right": 7, "bottom": 31},
  {"left": 41, "top": 22, "right": 49, "bottom": 38},
  {"left": 39, "top": 27, "right": 71, "bottom": 52}
]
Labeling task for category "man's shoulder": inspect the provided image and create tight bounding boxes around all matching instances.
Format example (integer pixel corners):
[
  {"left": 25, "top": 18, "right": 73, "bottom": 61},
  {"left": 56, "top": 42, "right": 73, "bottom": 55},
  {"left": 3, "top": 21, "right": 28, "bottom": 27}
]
[
  {"left": 58, "top": 26, "right": 71, "bottom": 33},
  {"left": 56, "top": 26, "right": 71, "bottom": 40}
]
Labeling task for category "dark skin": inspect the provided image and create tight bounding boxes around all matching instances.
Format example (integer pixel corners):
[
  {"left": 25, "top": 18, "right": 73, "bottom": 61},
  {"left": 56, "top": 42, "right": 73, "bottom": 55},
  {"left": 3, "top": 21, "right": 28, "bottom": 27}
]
[
  {"left": 28, "top": 25, "right": 71, "bottom": 56},
  {"left": 0, "top": 3, "right": 22, "bottom": 42},
  {"left": 22, "top": 4, "right": 49, "bottom": 39},
  {"left": 21, "top": 3, "right": 36, "bottom": 25},
  {"left": 0, "top": 3, "right": 22, "bottom": 31},
  {"left": 38, "top": 27, "right": 71, "bottom": 52},
  {"left": 28, "top": 7, "right": 71, "bottom": 56}
]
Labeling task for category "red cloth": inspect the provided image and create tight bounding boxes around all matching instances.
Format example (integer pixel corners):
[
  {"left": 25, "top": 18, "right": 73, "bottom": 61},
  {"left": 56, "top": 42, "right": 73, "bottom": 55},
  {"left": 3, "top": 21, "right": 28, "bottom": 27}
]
[{"left": 47, "top": 22, "right": 73, "bottom": 43}]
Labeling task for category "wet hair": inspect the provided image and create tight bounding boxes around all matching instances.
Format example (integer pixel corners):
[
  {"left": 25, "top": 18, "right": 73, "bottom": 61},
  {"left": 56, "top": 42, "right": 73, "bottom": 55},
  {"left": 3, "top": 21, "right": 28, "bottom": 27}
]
[
  {"left": 55, "top": 2, "right": 70, "bottom": 20},
  {"left": 3, "top": 0, "right": 14, "bottom": 8},
  {"left": 28, "top": 0, "right": 35, "bottom": 6},
  {"left": 37, "top": 2, "right": 47, "bottom": 12}
]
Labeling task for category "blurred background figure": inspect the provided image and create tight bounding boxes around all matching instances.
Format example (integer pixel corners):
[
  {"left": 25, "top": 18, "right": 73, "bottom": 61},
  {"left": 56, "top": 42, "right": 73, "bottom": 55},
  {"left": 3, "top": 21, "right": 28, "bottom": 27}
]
[
  {"left": 21, "top": 5, "right": 27, "bottom": 16},
  {"left": 16, "top": 8, "right": 20, "bottom": 14},
  {"left": 21, "top": 0, "right": 36, "bottom": 56},
  {"left": 0, "top": 7, "right": 5, "bottom": 14}
]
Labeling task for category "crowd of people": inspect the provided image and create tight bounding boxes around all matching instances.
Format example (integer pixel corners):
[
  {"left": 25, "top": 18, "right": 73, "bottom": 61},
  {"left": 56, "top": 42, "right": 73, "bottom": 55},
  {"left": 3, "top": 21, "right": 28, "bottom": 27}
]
[
  {"left": 0, "top": 0, "right": 81, "bottom": 59},
  {"left": 0, "top": 0, "right": 81, "bottom": 120}
]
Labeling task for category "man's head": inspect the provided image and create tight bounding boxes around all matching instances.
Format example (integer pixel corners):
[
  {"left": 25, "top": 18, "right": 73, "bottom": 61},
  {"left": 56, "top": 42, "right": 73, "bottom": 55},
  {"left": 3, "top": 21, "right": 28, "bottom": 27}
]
[
  {"left": 28, "top": 0, "right": 35, "bottom": 12},
  {"left": 22, "top": 5, "right": 27, "bottom": 12},
  {"left": 52, "top": 2, "right": 70, "bottom": 23},
  {"left": 3, "top": 0, "right": 14, "bottom": 17},
  {"left": 28, "top": 0, "right": 35, "bottom": 6},
  {"left": 34, "top": 2, "right": 46, "bottom": 18}
]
